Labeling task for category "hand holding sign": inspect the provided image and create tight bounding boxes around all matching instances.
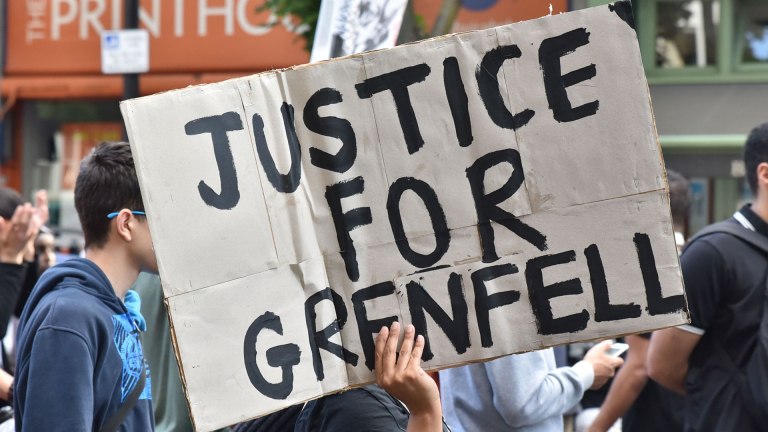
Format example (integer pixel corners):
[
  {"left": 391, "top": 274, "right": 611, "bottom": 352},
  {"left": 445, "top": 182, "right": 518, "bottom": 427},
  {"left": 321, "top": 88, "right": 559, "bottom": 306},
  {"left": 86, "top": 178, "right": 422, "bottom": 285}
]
[{"left": 375, "top": 322, "right": 442, "bottom": 432}]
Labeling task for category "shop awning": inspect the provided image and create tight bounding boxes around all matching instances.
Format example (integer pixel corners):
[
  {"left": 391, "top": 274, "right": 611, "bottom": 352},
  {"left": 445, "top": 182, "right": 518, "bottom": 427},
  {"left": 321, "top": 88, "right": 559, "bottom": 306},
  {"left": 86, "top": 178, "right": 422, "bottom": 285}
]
[{"left": 0, "top": 73, "right": 250, "bottom": 100}]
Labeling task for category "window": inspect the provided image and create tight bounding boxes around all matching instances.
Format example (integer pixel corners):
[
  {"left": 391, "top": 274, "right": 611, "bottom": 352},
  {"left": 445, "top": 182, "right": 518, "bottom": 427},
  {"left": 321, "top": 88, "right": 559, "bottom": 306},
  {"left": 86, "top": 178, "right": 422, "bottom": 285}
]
[
  {"left": 736, "top": 1, "right": 768, "bottom": 65},
  {"left": 630, "top": 0, "right": 768, "bottom": 83},
  {"left": 655, "top": 0, "right": 720, "bottom": 69}
]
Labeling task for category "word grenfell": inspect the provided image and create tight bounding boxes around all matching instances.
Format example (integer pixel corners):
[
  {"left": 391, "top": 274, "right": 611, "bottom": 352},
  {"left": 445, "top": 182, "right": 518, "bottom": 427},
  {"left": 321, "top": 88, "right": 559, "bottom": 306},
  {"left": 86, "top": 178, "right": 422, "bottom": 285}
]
[
  {"left": 121, "top": 3, "right": 688, "bottom": 430},
  {"left": 248, "top": 233, "right": 683, "bottom": 399}
]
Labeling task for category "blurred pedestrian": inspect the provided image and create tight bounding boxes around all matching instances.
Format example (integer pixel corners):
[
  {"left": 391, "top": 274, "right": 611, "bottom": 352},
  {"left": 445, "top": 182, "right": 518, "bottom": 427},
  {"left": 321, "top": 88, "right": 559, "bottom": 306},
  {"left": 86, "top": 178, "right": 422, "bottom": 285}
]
[
  {"left": 0, "top": 188, "right": 48, "bottom": 338},
  {"left": 11, "top": 227, "right": 58, "bottom": 332},
  {"left": 648, "top": 123, "right": 768, "bottom": 431},
  {"left": 439, "top": 341, "right": 623, "bottom": 432},
  {"left": 0, "top": 191, "right": 47, "bottom": 355},
  {"left": 0, "top": 188, "right": 47, "bottom": 431}
]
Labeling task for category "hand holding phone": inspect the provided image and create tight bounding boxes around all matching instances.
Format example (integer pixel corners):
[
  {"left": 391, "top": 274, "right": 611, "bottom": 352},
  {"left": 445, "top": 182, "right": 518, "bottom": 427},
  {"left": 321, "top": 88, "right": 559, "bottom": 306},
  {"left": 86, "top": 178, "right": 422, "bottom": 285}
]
[
  {"left": 585, "top": 340, "right": 625, "bottom": 390},
  {"left": 605, "top": 342, "right": 629, "bottom": 357}
]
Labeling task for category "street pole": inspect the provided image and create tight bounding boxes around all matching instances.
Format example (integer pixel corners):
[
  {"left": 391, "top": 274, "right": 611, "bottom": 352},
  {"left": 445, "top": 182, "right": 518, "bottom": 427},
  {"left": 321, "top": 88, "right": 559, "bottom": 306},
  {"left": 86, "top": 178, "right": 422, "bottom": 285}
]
[{"left": 123, "top": 0, "right": 139, "bottom": 101}]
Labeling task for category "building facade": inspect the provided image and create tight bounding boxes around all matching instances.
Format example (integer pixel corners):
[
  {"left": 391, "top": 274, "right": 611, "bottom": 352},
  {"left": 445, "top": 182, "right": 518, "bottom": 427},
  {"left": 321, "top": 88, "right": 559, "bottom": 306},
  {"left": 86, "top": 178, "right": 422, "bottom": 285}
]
[
  {"left": 578, "top": 0, "right": 768, "bottom": 235},
  {"left": 8, "top": 0, "right": 751, "bottom": 240}
]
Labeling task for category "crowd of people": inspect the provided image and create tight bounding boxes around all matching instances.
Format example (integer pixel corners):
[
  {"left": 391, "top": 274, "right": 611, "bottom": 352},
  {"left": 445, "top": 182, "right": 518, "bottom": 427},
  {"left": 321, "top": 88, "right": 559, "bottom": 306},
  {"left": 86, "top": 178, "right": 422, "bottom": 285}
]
[{"left": 0, "top": 123, "right": 766, "bottom": 431}]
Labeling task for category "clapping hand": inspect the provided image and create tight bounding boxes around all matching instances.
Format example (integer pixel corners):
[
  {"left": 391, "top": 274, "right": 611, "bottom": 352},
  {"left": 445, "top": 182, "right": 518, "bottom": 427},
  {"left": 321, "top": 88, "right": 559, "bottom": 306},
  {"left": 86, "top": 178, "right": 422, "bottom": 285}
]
[{"left": 0, "top": 190, "right": 49, "bottom": 264}]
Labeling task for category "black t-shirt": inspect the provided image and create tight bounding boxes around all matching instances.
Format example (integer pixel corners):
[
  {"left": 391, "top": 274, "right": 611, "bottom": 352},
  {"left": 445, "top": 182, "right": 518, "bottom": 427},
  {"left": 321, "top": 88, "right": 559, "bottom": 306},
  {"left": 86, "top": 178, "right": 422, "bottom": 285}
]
[
  {"left": 679, "top": 205, "right": 767, "bottom": 431},
  {"left": 234, "top": 385, "right": 450, "bottom": 432},
  {"left": 297, "top": 385, "right": 409, "bottom": 431},
  {"left": 622, "top": 333, "right": 683, "bottom": 432}
]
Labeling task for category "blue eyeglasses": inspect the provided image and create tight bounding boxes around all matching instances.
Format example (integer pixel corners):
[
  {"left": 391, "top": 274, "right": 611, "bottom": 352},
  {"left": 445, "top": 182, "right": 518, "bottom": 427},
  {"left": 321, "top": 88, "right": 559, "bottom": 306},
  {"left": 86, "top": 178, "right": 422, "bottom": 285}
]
[{"left": 106, "top": 210, "right": 146, "bottom": 219}]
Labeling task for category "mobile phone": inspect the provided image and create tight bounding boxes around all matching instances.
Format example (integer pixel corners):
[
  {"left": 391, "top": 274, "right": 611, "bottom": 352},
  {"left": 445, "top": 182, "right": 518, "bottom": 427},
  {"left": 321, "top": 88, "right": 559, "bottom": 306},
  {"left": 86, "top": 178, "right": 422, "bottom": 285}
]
[{"left": 606, "top": 342, "right": 629, "bottom": 357}]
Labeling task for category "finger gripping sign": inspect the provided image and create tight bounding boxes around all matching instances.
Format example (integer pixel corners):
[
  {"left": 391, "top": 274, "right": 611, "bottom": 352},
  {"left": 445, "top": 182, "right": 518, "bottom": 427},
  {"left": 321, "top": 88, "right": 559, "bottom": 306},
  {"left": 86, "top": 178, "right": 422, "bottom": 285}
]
[{"left": 121, "top": 3, "right": 688, "bottom": 430}]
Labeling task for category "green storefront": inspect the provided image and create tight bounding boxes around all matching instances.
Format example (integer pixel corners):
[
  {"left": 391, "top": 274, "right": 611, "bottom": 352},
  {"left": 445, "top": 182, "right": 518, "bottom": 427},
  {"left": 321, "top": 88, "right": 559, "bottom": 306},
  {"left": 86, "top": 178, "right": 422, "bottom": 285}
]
[{"left": 580, "top": 0, "right": 768, "bottom": 235}]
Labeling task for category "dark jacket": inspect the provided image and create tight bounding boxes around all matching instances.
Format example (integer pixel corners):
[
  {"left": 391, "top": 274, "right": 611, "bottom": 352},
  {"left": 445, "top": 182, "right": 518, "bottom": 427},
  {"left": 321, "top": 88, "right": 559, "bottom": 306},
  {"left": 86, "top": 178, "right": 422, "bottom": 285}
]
[
  {"left": 0, "top": 262, "right": 26, "bottom": 372},
  {"left": 0, "top": 262, "right": 25, "bottom": 339},
  {"left": 14, "top": 258, "right": 153, "bottom": 431}
]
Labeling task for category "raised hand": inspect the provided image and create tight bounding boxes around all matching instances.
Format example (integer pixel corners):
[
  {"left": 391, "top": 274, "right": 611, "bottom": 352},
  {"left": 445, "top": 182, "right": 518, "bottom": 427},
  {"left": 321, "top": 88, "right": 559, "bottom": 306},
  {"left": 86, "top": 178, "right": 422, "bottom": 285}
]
[
  {"left": 0, "top": 190, "right": 48, "bottom": 264},
  {"left": 375, "top": 322, "right": 442, "bottom": 432}
]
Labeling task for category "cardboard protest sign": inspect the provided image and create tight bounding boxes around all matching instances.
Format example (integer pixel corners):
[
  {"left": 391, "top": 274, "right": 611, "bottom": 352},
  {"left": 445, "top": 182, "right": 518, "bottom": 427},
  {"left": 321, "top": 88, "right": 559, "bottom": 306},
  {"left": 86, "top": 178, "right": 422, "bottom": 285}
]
[{"left": 121, "top": 3, "right": 688, "bottom": 430}]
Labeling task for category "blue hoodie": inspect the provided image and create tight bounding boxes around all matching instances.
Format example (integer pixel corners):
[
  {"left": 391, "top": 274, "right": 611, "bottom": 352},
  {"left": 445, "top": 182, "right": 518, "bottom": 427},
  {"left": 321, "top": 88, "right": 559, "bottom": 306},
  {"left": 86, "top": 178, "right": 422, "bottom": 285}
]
[{"left": 14, "top": 258, "right": 154, "bottom": 431}]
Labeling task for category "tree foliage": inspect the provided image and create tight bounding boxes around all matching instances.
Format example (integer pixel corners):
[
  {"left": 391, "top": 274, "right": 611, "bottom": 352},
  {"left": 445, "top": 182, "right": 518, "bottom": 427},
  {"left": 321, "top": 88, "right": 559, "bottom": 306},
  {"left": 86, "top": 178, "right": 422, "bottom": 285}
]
[{"left": 261, "top": 0, "right": 322, "bottom": 52}]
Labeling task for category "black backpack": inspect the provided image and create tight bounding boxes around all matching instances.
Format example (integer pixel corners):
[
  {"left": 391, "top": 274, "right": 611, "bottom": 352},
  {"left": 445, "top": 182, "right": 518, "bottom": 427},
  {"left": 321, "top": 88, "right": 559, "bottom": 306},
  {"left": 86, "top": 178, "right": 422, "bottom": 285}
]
[{"left": 684, "top": 221, "right": 768, "bottom": 425}]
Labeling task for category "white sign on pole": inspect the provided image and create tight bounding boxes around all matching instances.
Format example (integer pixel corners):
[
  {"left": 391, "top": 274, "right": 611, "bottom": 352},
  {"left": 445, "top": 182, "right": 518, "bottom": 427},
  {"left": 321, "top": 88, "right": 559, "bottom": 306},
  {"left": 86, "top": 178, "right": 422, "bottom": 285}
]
[
  {"left": 310, "top": 0, "right": 408, "bottom": 62},
  {"left": 101, "top": 29, "right": 150, "bottom": 74},
  {"left": 121, "top": 3, "right": 688, "bottom": 430}
]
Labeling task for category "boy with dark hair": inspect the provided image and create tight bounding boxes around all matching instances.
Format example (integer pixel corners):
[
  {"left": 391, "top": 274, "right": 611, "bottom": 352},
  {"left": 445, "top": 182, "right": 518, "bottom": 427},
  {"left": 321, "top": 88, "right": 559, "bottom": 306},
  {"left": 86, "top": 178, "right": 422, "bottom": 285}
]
[
  {"left": 14, "top": 141, "right": 156, "bottom": 431},
  {"left": 649, "top": 122, "right": 768, "bottom": 431}
]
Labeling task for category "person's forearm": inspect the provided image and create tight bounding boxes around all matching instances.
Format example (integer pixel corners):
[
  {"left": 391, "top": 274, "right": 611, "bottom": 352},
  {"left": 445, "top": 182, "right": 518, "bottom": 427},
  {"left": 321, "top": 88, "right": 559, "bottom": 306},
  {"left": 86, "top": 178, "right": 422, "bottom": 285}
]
[
  {"left": 648, "top": 366, "right": 686, "bottom": 395},
  {"left": 407, "top": 403, "right": 443, "bottom": 432},
  {"left": 375, "top": 324, "right": 443, "bottom": 432},
  {"left": 647, "top": 328, "right": 698, "bottom": 395},
  {"left": 590, "top": 364, "right": 647, "bottom": 431}
]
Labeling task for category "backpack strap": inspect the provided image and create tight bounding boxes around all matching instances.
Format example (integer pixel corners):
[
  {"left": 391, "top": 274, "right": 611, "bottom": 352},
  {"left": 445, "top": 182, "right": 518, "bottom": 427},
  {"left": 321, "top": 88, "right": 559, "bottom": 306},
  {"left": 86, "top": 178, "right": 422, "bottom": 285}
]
[
  {"left": 99, "top": 362, "right": 146, "bottom": 432},
  {"left": 684, "top": 220, "right": 768, "bottom": 255}
]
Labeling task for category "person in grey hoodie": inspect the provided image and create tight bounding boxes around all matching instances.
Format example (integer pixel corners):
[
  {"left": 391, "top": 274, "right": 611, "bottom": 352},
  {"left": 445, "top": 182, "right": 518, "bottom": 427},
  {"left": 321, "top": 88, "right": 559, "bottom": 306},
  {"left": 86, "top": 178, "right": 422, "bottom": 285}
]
[{"left": 440, "top": 342, "right": 622, "bottom": 432}]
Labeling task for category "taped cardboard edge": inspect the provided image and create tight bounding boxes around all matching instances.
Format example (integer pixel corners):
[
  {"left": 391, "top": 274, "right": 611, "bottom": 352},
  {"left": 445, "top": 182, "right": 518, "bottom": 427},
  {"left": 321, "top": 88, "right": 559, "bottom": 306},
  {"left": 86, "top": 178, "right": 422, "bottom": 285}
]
[{"left": 165, "top": 296, "right": 198, "bottom": 431}]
